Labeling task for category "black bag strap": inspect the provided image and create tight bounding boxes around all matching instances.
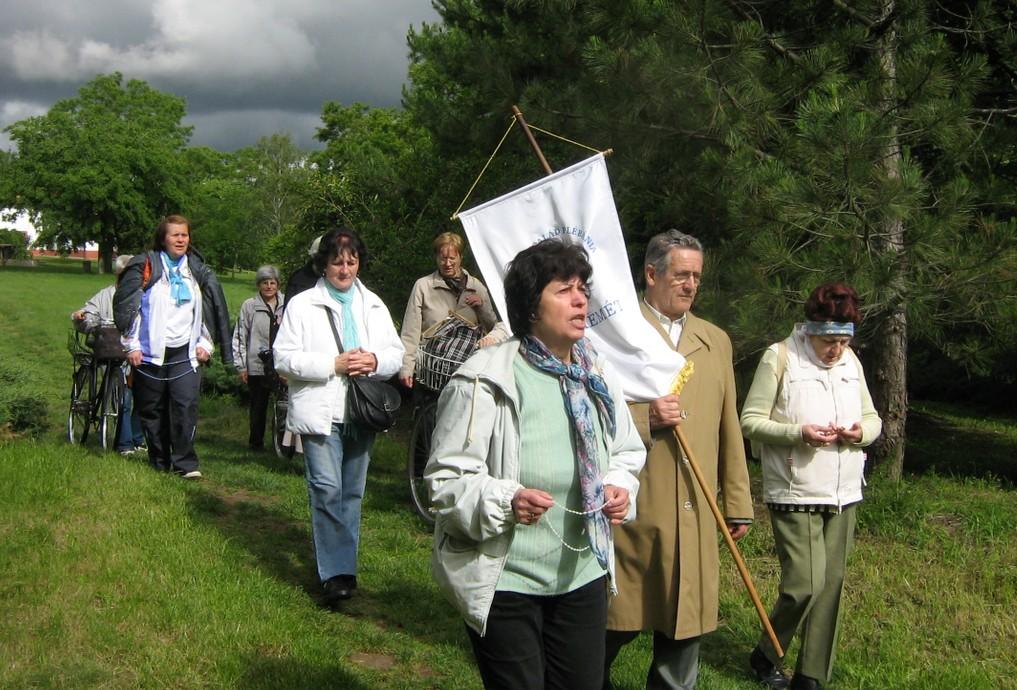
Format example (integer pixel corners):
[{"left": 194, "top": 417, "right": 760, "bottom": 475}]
[{"left": 324, "top": 307, "right": 345, "bottom": 354}]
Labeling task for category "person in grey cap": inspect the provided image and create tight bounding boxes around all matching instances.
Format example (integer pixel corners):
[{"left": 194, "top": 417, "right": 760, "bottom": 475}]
[
  {"left": 71, "top": 253, "right": 135, "bottom": 332},
  {"left": 71, "top": 253, "right": 145, "bottom": 455},
  {"left": 232, "top": 265, "right": 285, "bottom": 450}
]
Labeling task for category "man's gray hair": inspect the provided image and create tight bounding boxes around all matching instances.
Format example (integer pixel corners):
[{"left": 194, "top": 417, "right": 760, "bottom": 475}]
[
  {"left": 255, "top": 265, "right": 280, "bottom": 285},
  {"left": 113, "top": 254, "right": 133, "bottom": 275},
  {"left": 644, "top": 229, "right": 704, "bottom": 274}
]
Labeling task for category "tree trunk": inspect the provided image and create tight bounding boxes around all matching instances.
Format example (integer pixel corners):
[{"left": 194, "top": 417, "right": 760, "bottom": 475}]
[
  {"left": 99, "top": 237, "right": 114, "bottom": 274},
  {"left": 870, "top": 0, "right": 908, "bottom": 482},
  {"left": 870, "top": 298, "right": 907, "bottom": 481}
]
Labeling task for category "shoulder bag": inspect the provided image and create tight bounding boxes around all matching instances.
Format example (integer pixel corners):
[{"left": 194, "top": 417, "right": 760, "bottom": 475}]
[{"left": 325, "top": 307, "right": 400, "bottom": 432}]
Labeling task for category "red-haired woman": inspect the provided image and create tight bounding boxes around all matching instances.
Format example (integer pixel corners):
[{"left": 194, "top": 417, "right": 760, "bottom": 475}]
[{"left": 740, "top": 282, "right": 882, "bottom": 690}]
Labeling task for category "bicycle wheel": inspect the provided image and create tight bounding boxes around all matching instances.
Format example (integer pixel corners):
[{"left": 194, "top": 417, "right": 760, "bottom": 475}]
[
  {"left": 67, "top": 361, "right": 94, "bottom": 445},
  {"left": 273, "top": 393, "right": 295, "bottom": 459},
  {"left": 99, "top": 363, "right": 124, "bottom": 452},
  {"left": 407, "top": 401, "right": 437, "bottom": 524}
]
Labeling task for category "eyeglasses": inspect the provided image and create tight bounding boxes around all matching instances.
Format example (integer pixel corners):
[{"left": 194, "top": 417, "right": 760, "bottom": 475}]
[{"left": 672, "top": 271, "right": 701, "bottom": 285}]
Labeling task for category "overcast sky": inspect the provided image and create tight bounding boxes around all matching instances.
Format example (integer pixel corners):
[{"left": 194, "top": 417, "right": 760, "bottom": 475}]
[{"left": 0, "top": 0, "right": 441, "bottom": 153}]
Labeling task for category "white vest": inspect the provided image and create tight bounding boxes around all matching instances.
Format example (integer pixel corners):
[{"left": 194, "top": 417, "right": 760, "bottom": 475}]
[{"left": 759, "top": 333, "right": 867, "bottom": 509}]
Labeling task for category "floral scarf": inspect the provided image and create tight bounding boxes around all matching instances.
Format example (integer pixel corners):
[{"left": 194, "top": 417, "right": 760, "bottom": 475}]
[{"left": 519, "top": 335, "right": 615, "bottom": 568}]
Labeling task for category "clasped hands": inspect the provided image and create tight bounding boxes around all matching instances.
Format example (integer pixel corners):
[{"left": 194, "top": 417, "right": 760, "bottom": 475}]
[
  {"left": 335, "top": 347, "right": 377, "bottom": 376},
  {"left": 512, "top": 485, "right": 630, "bottom": 526},
  {"left": 801, "top": 422, "right": 863, "bottom": 447}
]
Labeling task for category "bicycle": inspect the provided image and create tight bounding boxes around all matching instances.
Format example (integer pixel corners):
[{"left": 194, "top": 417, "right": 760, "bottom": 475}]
[
  {"left": 253, "top": 347, "right": 298, "bottom": 461},
  {"left": 406, "top": 328, "right": 480, "bottom": 524},
  {"left": 271, "top": 374, "right": 297, "bottom": 460},
  {"left": 67, "top": 327, "right": 128, "bottom": 451}
]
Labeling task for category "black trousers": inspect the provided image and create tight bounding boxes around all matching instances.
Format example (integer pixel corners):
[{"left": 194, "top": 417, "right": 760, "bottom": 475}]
[
  {"left": 466, "top": 576, "right": 608, "bottom": 690},
  {"left": 134, "top": 345, "right": 200, "bottom": 474},
  {"left": 247, "top": 374, "right": 272, "bottom": 448}
]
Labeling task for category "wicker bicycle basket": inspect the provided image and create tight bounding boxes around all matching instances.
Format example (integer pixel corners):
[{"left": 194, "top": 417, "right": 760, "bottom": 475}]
[
  {"left": 413, "top": 315, "right": 482, "bottom": 392},
  {"left": 414, "top": 348, "right": 467, "bottom": 392},
  {"left": 67, "top": 329, "right": 93, "bottom": 359}
]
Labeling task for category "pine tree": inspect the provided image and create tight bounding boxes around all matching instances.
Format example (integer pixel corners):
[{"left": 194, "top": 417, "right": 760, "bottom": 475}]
[{"left": 402, "top": 0, "right": 1017, "bottom": 479}]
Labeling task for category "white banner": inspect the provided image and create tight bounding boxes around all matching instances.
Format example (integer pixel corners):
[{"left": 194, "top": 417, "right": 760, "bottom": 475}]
[{"left": 459, "top": 153, "right": 683, "bottom": 401}]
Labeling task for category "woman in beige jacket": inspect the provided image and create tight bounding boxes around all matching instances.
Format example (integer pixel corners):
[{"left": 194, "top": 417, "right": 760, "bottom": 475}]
[{"left": 398, "top": 232, "right": 507, "bottom": 388}]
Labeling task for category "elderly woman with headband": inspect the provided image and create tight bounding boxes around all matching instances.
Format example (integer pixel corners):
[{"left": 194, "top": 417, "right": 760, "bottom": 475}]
[
  {"left": 740, "top": 282, "right": 882, "bottom": 690},
  {"left": 426, "top": 238, "right": 644, "bottom": 689},
  {"left": 232, "top": 265, "right": 285, "bottom": 450}
]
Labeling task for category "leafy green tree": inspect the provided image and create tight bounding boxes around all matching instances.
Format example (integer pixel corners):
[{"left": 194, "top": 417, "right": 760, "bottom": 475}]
[
  {"left": 236, "top": 134, "right": 311, "bottom": 240},
  {"left": 3, "top": 73, "right": 192, "bottom": 272},
  {"left": 180, "top": 137, "right": 312, "bottom": 273},
  {"left": 310, "top": 102, "right": 464, "bottom": 310},
  {"left": 403, "top": 0, "right": 1017, "bottom": 479},
  {"left": 0, "top": 227, "right": 30, "bottom": 261}
]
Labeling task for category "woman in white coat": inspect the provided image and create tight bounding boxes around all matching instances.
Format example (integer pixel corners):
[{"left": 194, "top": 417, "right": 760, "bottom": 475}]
[
  {"left": 273, "top": 227, "right": 403, "bottom": 608},
  {"left": 426, "top": 239, "right": 645, "bottom": 689},
  {"left": 741, "top": 282, "right": 882, "bottom": 690}
]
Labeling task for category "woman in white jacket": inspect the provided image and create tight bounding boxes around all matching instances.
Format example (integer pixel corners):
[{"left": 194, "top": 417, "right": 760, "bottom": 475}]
[
  {"left": 273, "top": 227, "right": 403, "bottom": 608},
  {"left": 426, "top": 239, "right": 645, "bottom": 690},
  {"left": 740, "top": 282, "right": 882, "bottom": 690}
]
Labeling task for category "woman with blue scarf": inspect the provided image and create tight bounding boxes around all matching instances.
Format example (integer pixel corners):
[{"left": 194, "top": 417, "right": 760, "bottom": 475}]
[
  {"left": 426, "top": 239, "right": 645, "bottom": 689},
  {"left": 118, "top": 215, "right": 220, "bottom": 479},
  {"left": 273, "top": 227, "right": 403, "bottom": 608},
  {"left": 740, "top": 282, "right": 882, "bottom": 690}
]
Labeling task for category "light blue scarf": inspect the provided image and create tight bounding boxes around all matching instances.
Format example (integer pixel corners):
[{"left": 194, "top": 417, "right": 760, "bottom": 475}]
[
  {"left": 161, "top": 252, "right": 192, "bottom": 306},
  {"left": 325, "top": 282, "right": 360, "bottom": 349}
]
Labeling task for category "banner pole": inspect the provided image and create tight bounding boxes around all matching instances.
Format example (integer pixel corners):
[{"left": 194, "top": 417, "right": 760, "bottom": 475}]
[
  {"left": 673, "top": 426, "right": 785, "bottom": 658},
  {"left": 511, "top": 105, "right": 553, "bottom": 175}
]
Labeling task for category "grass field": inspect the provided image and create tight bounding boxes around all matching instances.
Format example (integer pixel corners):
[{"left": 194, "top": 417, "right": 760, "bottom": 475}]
[{"left": 1, "top": 258, "right": 1015, "bottom": 689}]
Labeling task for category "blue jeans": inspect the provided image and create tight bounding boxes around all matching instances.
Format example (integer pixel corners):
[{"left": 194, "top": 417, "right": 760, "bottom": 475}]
[
  {"left": 301, "top": 424, "right": 374, "bottom": 583},
  {"left": 116, "top": 386, "right": 146, "bottom": 452}
]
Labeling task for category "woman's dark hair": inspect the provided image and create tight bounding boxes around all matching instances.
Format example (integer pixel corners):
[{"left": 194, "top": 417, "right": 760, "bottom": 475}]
[
  {"left": 152, "top": 214, "right": 191, "bottom": 252},
  {"left": 504, "top": 238, "right": 593, "bottom": 336},
  {"left": 312, "top": 226, "right": 369, "bottom": 275},
  {"left": 804, "top": 282, "right": 861, "bottom": 324}
]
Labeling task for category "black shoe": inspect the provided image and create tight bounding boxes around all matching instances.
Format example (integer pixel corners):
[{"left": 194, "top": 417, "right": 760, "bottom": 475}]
[
  {"left": 789, "top": 675, "right": 821, "bottom": 690},
  {"left": 750, "top": 647, "right": 789, "bottom": 689},
  {"left": 322, "top": 574, "right": 357, "bottom": 606}
]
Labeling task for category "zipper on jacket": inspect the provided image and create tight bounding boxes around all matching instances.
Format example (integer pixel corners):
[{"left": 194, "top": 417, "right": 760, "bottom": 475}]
[{"left": 466, "top": 375, "right": 479, "bottom": 444}]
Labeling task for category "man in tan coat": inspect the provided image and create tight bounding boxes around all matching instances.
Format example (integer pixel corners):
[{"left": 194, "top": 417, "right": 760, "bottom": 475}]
[{"left": 606, "top": 229, "right": 753, "bottom": 689}]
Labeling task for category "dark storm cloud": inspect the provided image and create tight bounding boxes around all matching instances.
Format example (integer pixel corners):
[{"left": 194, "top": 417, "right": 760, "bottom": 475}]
[{"left": 0, "top": 0, "right": 440, "bottom": 151}]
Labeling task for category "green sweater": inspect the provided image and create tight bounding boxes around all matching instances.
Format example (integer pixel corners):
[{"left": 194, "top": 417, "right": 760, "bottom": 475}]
[{"left": 497, "top": 355, "right": 608, "bottom": 595}]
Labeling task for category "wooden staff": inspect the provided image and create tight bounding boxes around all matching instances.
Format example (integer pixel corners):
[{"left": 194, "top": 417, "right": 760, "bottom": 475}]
[
  {"left": 511, "top": 105, "right": 553, "bottom": 175},
  {"left": 673, "top": 426, "right": 784, "bottom": 657}
]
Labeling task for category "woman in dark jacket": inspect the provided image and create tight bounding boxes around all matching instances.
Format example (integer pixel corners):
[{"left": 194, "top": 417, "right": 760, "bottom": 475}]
[{"left": 114, "top": 215, "right": 231, "bottom": 478}]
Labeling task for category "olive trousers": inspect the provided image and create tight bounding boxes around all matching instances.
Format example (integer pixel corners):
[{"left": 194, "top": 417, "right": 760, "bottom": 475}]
[{"left": 759, "top": 503, "right": 857, "bottom": 683}]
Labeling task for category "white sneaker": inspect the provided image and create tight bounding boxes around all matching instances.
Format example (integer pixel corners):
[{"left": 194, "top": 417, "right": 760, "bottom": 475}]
[{"left": 182, "top": 470, "right": 203, "bottom": 480}]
